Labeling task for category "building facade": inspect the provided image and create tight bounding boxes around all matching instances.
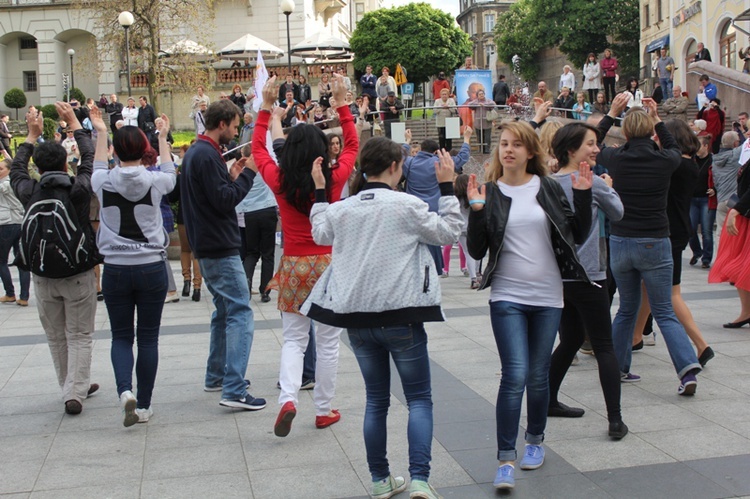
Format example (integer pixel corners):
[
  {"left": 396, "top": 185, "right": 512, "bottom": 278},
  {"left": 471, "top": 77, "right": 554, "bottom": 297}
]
[
  {"left": 0, "top": 0, "right": 382, "bottom": 115},
  {"left": 456, "top": 0, "right": 515, "bottom": 74},
  {"left": 640, "top": 0, "right": 750, "bottom": 89}
]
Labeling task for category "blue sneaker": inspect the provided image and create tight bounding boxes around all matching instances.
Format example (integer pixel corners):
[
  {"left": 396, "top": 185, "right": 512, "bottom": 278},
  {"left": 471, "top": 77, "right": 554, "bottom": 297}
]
[
  {"left": 620, "top": 372, "right": 641, "bottom": 383},
  {"left": 493, "top": 464, "right": 515, "bottom": 489},
  {"left": 678, "top": 372, "right": 697, "bottom": 396},
  {"left": 519, "top": 444, "right": 545, "bottom": 470}
]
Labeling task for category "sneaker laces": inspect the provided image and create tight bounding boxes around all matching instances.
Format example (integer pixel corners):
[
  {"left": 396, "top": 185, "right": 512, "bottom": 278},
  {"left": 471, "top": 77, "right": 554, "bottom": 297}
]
[{"left": 525, "top": 445, "right": 541, "bottom": 459}]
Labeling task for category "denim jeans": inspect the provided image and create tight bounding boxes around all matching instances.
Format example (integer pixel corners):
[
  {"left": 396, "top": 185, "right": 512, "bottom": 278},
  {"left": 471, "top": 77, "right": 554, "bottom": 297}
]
[
  {"left": 688, "top": 197, "right": 715, "bottom": 265},
  {"left": 199, "top": 255, "right": 254, "bottom": 400},
  {"left": 348, "top": 324, "right": 433, "bottom": 482},
  {"left": 0, "top": 224, "right": 30, "bottom": 300},
  {"left": 609, "top": 236, "right": 701, "bottom": 378},
  {"left": 103, "top": 261, "right": 168, "bottom": 409},
  {"left": 489, "top": 301, "right": 562, "bottom": 461},
  {"left": 659, "top": 77, "right": 673, "bottom": 97}
]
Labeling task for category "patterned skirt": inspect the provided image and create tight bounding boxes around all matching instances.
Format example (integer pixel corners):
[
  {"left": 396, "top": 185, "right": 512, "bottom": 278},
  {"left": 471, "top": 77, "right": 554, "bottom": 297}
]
[
  {"left": 709, "top": 215, "right": 750, "bottom": 292},
  {"left": 267, "top": 254, "right": 332, "bottom": 315}
]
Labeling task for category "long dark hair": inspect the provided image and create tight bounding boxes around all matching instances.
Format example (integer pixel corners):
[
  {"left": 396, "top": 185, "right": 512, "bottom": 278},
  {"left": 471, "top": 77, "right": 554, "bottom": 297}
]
[
  {"left": 454, "top": 174, "right": 470, "bottom": 209},
  {"left": 277, "top": 124, "right": 332, "bottom": 214},
  {"left": 350, "top": 137, "right": 404, "bottom": 195},
  {"left": 664, "top": 119, "right": 700, "bottom": 156}
]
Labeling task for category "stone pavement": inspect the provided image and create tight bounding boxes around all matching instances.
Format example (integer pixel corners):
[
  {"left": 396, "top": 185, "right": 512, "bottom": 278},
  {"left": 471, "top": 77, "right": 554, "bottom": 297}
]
[{"left": 1, "top": 250, "right": 750, "bottom": 499}]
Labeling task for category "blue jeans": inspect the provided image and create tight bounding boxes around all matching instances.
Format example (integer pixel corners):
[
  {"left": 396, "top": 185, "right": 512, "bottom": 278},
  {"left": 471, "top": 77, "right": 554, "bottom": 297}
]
[
  {"left": 688, "top": 197, "right": 715, "bottom": 264},
  {"left": 103, "top": 261, "right": 168, "bottom": 409},
  {"left": 0, "top": 224, "right": 30, "bottom": 300},
  {"left": 610, "top": 236, "right": 701, "bottom": 378},
  {"left": 659, "top": 77, "right": 673, "bottom": 97},
  {"left": 489, "top": 301, "right": 561, "bottom": 461},
  {"left": 347, "top": 324, "right": 433, "bottom": 482},
  {"left": 199, "top": 255, "right": 254, "bottom": 400}
]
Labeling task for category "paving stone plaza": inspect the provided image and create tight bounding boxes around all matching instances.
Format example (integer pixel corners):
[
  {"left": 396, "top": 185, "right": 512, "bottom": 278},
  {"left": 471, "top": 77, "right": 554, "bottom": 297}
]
[{"left": 1, "top": 250, "right": 750, "bottom": 498}]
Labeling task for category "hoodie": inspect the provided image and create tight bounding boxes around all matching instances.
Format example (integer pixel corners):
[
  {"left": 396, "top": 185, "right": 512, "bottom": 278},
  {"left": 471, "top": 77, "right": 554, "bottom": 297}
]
[{"left": 91, "top": 159, "right": 176, "bottom": 265}]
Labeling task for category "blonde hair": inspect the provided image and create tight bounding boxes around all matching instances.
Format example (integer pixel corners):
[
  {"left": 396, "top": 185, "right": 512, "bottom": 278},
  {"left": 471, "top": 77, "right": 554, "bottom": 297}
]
[
  {"left": 622, "top": 109, "right": 654, "bottom": 140},
  {"left": 486, "top": 121, "right": 547, "bottom": 183},
  {"left": 539, "top": 121, "right": 564, "bottom": 173}
]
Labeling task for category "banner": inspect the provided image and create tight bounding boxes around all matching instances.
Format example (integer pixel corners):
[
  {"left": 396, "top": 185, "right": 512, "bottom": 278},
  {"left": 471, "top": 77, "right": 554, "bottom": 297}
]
[
  {"left": 253, "top": 49, "right": 268, "bottom": 113},
  {"left": 454, "top": 69, "right": 492, "bottom": 132}
]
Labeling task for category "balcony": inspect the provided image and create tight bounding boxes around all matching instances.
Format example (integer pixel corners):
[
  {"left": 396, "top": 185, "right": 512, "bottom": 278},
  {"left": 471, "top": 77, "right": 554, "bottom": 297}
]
[{"left": 314, "top": 0, "right": 345, "bottom": 22}]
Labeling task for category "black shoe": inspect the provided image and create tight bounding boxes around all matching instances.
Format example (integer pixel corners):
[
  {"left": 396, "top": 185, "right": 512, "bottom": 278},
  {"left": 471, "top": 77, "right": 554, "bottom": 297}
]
[
  {"left": 632, "top": 340, "right": 644, "bottom": 351},
  {"left": 261, "top": 292, "right": 271, "bottom": 303},
  {"left": 182, "top": 280, "right": 191, "bottom": 297},
  {"left": 548, "top": 402, "right": 585, "bottom": 418},
  {"left": 723, "top": 319, "right": 750, "bottom": 328},
  {"left": 608, "top": 421, "right": 629, "bottom": 440},
  {"left": 65, "top": 400, "right": 82, "bottom": 415},
  {"left": 97, "top": 291, "right": 104, "bottom": 302},
  {"left": 698, "top": 346, "right": 715, "bottom": 367},
  {"left": 689, "top": 255, "right": 699, "bottom": 266},
  {"left": 192, "top": 289, "right": 201, "bottom": 302},
  {"left": 87, "top": 383, "right": 100, "bottom": 396},
  {"left": 702, "top": 262, "right": 711, "bottom": 269}
]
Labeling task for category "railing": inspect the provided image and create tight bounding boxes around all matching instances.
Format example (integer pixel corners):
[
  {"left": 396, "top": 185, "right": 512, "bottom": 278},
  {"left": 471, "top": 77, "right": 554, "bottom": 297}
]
[
  {"left": 0, "top": 0, "right": 70, "bottom": 5},
  {"left": 685, "top": 68, "right": 750, "bottom": 94}
]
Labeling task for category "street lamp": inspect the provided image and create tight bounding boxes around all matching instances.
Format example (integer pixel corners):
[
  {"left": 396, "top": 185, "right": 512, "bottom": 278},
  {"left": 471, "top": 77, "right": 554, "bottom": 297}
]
[
  {"left": 67, "top": 49, "right": 75, "bottom": 92},
  {"left": 281, "top": 0, "right": 295, "bottom": 76},
  {"left": 118, "top": 11, "right": 135, "bottom": 97}
]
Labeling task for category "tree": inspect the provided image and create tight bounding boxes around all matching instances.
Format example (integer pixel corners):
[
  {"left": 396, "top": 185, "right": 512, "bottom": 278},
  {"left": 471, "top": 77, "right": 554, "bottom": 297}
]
[
  {"left": 43, "top": 118, "right": 57, "bottom": 141},
  {"left": 494, "top": 0, "right": 639, "bottom": 81},
  {"left": 40, "top": 104, "right": 59, "bottom": 121},
  {"left": 66, "top": 87, "right": 86, "bottom": 103},
  {"left": 350, "top": 3, "right": 472, "bottom": 86},
  {"left": 4, "top": 88, "right": 27, "bottom": 120},
  {"left": 75, "top": 0, "right": 215, "bottom": 112}
]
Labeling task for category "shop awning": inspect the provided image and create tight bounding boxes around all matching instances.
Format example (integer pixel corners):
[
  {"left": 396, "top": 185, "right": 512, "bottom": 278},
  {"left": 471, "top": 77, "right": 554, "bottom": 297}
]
[{"left": 645, "top": 35, "right": 670, "bottom": 53}]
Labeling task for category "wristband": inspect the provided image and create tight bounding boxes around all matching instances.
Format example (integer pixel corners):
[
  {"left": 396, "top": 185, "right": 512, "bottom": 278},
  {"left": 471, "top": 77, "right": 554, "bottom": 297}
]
[{"left": 469, "top": 199, "right": 485, "bottom": 205}]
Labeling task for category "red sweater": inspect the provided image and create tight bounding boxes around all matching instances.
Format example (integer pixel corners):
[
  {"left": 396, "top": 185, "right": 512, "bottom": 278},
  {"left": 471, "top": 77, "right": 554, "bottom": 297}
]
[{"left": 252, "top": 105, "right": 358, "bottom": 256}]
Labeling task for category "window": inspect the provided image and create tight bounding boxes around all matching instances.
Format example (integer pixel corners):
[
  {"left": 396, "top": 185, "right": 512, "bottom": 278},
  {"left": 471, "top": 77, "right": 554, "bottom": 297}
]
[
  {"left": 467, "top": 15, "right": 476, "bottom": 35},
  {"left": 484, "top": 14, "right": 495, "bottom": 33},
  {"left": 657, "top": 0, "right": 662, "bottom": 20},
  {"left": 23, "top": 71, "right": 37, "bottom": 92},
  {"left": 643, "top": 4, "right": 650, "bottom": 29},
  {"left": 20, "top": 38, "right": 37, "bottom": 49},
  {"left": 355, "top": 2, "right": 365, "bottom": 22},
  {"left": 485, "top": 42, "right": 495, "bottom": 68},
  {"left": 719, "top": 21, "right": 737, "bottom": 69}
]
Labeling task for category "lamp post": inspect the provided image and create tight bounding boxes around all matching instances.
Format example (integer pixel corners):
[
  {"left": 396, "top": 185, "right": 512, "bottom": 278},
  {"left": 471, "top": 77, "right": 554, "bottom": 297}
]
[
  {"left": 67, "top": 49, "right": 75, "bottom": 92},
  {"left": 118, "top": 11, "right": 135, "bottom": 97},
  {"left": 281, "top": 0, "right": 295, "bottom": 76}
]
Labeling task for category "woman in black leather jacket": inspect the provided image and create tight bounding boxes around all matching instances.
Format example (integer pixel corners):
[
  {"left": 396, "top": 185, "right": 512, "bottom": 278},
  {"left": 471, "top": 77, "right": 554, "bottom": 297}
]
[{"left": 465, "top": 121, "right": 592, "bottom": 491}]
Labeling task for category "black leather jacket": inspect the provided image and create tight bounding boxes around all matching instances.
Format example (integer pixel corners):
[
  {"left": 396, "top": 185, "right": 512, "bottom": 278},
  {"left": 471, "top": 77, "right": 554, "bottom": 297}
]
[{"left": 467, "top": 175, "right": 592, "bottom": 290}]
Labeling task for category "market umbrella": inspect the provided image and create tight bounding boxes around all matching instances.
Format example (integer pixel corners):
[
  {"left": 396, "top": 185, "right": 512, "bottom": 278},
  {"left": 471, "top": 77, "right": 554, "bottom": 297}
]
[
  {"left": 217, "top": 34, "right": 284, "bottom": 60},
  {"left": 288, "top": 32, "right": 351, "bottom": 59}
]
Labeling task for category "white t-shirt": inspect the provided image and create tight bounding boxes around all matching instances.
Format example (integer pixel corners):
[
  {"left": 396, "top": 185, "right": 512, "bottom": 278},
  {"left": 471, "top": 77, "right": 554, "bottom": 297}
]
[{"left": 490, "top": 175, "right": 563, "bottom": 308}]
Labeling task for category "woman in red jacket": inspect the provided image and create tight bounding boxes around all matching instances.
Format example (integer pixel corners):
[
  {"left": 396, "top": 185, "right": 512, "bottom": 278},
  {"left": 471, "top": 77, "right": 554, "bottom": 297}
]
[
  {"left": 697, "top": 99, "right": 725, "bottom": 154},
  {"left": 253, "top": 74, "right": 359, "bottom": 437},
  {"left": 600, "top": 49, "right": 619, "bottom": 104}
]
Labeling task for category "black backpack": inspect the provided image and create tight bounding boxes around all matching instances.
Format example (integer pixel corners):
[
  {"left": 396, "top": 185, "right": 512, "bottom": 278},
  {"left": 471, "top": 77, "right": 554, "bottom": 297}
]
[{"left": 17, "top": 178, "right": 97, "bottom": 278}]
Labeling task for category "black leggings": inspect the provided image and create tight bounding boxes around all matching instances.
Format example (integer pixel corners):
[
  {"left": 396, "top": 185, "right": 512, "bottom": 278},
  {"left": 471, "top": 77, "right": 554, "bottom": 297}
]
[
  {"left": 603, "top": 77, "right": 616, "bottom": 103},
  {"left": 548, "top": 280, "right": 622, "bottom": 423},
  {"left": 437, "top": 127, "right": 452, "bottom": 152},
  {"left": 588, "top": 89, "right": 599, "bottom": 106}
]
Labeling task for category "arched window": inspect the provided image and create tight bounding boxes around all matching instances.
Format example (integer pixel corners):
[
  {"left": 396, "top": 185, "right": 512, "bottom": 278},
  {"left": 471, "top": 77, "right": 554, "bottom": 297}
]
[
  {"left": 719, "top": 20, "right": 736, "bottom": 69},
  {"left": 684, "top": 38, "right": 697, "bottom": 67}
]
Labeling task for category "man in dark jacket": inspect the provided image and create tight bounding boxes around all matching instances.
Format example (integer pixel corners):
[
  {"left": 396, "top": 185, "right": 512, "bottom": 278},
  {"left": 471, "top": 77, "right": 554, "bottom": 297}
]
[
  {"left": 554, "top": 87, "right": 575, "bottom": 118},
  {"left": 105, "top": 94, "right": 124, "bottom": 131},
  {"left": 492, "top": 75, "right": 511, "bottom": 106},
  {"left": 181, "top": 99, "right": 266, "bottom": 412},
  {"left": 9, "top": 102, "right": 101, "bottom": 416},
  {"left": 693, "top": 42, "right": 712, "bottom": 62},
  {"left": 379, "top": 91, "right": 404, "bottom": 139},
  {"left": 137, "top": 96, "right": 157, "bottom": 136}
]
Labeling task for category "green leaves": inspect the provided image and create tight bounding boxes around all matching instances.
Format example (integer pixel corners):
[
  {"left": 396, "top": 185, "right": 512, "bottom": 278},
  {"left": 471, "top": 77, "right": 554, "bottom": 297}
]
[{"left": 350, "top": 2, "right": 472, "bottom": 83}]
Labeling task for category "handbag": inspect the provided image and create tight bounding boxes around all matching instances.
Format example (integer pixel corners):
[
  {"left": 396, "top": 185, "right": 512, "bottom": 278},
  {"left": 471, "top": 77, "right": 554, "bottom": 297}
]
[
  {"left": 727, "top": 193, "right": 740, "bottom": 209},
  {"left": 485, "top": 109, "right": 499, "bottom": 121}
]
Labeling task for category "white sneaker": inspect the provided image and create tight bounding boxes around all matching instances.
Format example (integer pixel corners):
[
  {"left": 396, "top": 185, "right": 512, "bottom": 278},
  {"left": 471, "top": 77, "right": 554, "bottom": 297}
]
[
  {"left": 136, "top": 407, "right": 153, "bottom": 423},
  {"left": 164, "top": 293, "right": 180, "bottom": 304},
  {"left": 121, "top": 390, "right": 138, "bottom": 427},
  {"left": 643, "top": 331, "right": 657, "bottom": 346}
]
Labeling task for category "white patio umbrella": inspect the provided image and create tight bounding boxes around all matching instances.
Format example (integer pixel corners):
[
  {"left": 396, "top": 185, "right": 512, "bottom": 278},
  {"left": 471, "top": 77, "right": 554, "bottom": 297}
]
[
  {"left": 289, "top": 32, "right": 351, "bottom": 59},
  {"left": 217, "top": 34, "right": 284, "bottom": 60},
  {"left": 159, "top": 40, "right": 213, "bottom": 61}
]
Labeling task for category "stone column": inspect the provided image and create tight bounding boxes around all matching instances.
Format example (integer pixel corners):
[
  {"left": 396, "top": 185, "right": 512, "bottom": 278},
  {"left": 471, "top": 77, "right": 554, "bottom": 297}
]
[{"left": 35, "top": 37, "right": 64, "bottom": 105}]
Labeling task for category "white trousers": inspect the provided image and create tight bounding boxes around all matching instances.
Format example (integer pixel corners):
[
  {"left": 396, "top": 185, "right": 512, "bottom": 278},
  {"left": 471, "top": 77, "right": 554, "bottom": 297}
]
[
  {"left": 458, "top": 235, "right": 478, "bottom": 279},
  {"left": 278, "top": 312, "right": 342, "bottom": 416}
]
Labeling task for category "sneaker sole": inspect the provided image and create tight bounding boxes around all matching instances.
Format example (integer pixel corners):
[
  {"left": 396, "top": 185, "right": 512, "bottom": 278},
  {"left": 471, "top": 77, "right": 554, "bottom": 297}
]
[
  {"left": 519, "top": 460, "right": 544, "bottom": 470},
  {"left": 274, "top": 409, "right": 296, "bottom": 437},
  {"left": 494, "top": 482, "right": 515, "bottom": 490},
  {"left": 219, "top": 399, "right": 266, "bottom": 411},
  {"left": 679, "top": 382, "right": 697, "bottom": 396},
  {"left": 373, "top": 483, "right": 407, "bottom": 499},
  {"left": 123, "top": 397, "right": 138, "bottom": 427}
]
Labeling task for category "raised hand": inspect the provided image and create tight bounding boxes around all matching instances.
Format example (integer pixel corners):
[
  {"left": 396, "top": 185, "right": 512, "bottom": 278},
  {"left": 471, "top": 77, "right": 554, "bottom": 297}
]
[
  {"left": 405, "top": 129, "right": 412, "bottom": 143},
  {"left": 272, "top": 105, "right": 286, "bottom": 120},
  {"left": 464, "top": 126, "right": 473, "bottom": 140},
  {"left": 571, "top": 161, "right": 593, "bottom": 190},
  {"left": 311, "top": 156, "right": 325, "bottom": 189},
  {"left": 89, "top": 106, "right": 107, "bottom": 133},
  {"left": 26, "top": 109, "right": 44, "bottom": 141},
  {"left": 609, "top": 92, "right": 630, "bottom": 117},
  {"left": 157, "top": 114, "right": 170, "bottom": 135},
  {"left": 55, "top": 101, "right": 81, "bottom": 130},
  {"left": 358, "top": 95, "right": 370, "bottom": 118},
  {"left": 434, "top": 149, "right": 455, "bottom": 183},
  {"left": 261, "top": 76, "right": 278, "bottom": 110},
  {"left": 467, "top": 173, "right": 486, "bottom": 211},
  {"left": 533, "top": 100, "right": 552, "bottom": 123},
  {"left": 330, "top": 73, "right": 347, "bottom": 106},
  {"left": 642, "top": 98, "right": 660, "bottom": 121}
]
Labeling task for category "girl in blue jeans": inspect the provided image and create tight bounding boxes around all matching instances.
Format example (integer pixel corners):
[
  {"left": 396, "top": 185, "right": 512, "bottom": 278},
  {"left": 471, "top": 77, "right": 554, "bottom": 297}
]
[
  {"left": 302, "top": 137, "right": 463, "bottom": 499},
  {"left": 90, "top": 107, "right": 176, "bottom": 427},
  {"left": 466, "top": 121, "right": 593, "bottom": 490}
]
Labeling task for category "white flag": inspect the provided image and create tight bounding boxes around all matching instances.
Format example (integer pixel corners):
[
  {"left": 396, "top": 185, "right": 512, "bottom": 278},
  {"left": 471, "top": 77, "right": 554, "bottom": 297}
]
[
  {"left": 253, "top": 49, "right": 268, "bottom": 113},
  {"left": 740, "top": 138, "right": 750, "bottom": 166}
]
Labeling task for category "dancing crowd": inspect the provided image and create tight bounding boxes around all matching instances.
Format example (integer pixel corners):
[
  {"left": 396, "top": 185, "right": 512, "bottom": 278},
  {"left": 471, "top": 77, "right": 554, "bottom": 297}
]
[{"left": 2, "top": 53, "right": 750, "bottom": 497}]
